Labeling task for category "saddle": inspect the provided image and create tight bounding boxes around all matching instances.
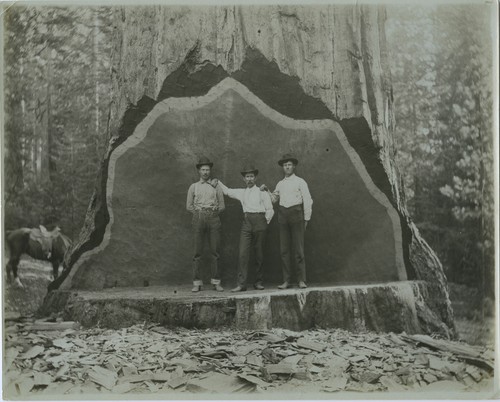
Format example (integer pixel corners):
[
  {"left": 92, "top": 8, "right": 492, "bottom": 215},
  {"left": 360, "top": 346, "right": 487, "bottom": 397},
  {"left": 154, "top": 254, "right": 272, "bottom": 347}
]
[
  {"left": 29, "top": 228, "right": 46, "bottom": 243},
  {"left": 28, "top": 225, "right": 60, "bottom": 252}
]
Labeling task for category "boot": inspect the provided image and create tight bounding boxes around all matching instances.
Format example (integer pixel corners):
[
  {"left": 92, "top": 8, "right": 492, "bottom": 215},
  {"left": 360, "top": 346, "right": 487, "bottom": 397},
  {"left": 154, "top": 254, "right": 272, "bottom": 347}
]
[
  {"left": 277, "top": 282, "right": 289, "bottom": 289},
  {"left": 214, "top": 284, "right": 224, "bottom": 292},
  {"left": 191, "top": 285, "right": 202, "bottom": 292},
  {"left": 254, "top": 283, "right": 265, "bottom": 290},
  {"left": 298, "top": 281, "right": 307, "bottom": 289},
  {"left": 231, "top": 285, "right": 247, "bottom": 292}
]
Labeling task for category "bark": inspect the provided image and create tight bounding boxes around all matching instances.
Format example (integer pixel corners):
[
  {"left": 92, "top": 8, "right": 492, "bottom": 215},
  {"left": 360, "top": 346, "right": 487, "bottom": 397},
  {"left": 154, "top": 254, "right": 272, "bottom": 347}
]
[
  {"left": 41, "top": 281, "right": 439, "bottom": 333},
  {"left": 47, "top": 4, "right": 455, "bottom": 335}
]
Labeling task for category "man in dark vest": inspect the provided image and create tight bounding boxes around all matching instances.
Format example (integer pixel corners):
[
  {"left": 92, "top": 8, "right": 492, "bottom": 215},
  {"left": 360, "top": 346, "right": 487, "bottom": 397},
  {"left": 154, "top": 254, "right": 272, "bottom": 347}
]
[
  {"left": 261, "top": 154, "right": 313, "bottom": 289},
  {"left": 215, "top": 163, "right": 274, "bottom": 291},
  {"left": 186, "top": 156, "right": 225, "bottom": 292}
]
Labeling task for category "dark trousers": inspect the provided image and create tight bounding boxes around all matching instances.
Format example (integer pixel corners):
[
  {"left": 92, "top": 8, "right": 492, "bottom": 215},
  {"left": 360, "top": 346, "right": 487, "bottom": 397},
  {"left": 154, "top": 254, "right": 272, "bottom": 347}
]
[
  {"left": 237, "top": 213, "right": 267, "bottom": 287},
  {"left": 192, "top": 211, "right": 221, "bottom": 285},
  {"left": 278, "top": 205, "right": 306, "bottom": 283}
]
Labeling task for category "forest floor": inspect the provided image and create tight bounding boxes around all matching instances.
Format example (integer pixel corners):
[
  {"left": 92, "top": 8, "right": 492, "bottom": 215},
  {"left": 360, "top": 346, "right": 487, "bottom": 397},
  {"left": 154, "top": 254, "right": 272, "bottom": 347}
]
[{"left": 2, "top": 259, "right": 497, "bottom": 399}]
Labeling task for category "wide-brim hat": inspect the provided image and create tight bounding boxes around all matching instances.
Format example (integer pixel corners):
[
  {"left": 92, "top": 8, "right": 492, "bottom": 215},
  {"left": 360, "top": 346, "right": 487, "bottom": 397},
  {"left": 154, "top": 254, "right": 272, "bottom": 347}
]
[
  {"left": 240, "top": 163, "right": 259, "bottom": 176},
  {"left": 196, "top": 156, "right": 214, "bottom": 169},
  {"left": 278, "top": 153, "right": 299, "bottom": 166}
]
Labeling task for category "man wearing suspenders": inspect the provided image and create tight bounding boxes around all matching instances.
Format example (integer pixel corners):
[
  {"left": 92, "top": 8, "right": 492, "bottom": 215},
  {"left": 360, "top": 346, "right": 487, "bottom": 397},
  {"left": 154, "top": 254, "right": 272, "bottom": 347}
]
[{"left": 186, "top": 156, "right": 225, "bottom": 292}]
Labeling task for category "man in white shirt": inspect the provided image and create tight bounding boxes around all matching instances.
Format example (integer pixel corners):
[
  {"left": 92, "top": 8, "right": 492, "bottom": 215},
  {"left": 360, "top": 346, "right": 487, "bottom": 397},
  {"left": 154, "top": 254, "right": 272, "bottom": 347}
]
[
  {"left": 214, "top": 164, "right": 274, "bottom": 292},
  {"left": 261, "top": 154, "right": 313, "bottom": 289}
]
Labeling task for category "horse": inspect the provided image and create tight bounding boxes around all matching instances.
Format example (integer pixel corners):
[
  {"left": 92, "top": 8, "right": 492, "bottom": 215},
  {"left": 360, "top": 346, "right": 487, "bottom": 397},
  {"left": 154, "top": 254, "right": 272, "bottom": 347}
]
[{"left": 5, "top": 225, "right": 72, "bottom": 288}]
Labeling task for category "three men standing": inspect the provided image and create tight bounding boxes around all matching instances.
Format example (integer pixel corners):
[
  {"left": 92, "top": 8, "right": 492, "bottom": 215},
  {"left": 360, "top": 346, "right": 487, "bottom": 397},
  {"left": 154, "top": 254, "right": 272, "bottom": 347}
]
[
  {"left": 186, "top": 156, "right": 225, "bottom": 292},
  {"left": 186, "top": 153, "right": 312, "bottom": 292}
]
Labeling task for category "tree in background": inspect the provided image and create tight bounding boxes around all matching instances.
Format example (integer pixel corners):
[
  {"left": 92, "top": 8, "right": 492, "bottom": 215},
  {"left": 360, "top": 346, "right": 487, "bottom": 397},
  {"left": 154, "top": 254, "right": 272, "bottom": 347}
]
[
  {"left": 3, "top": 6, "right": 113, "bottom": 238},
  {"left": 387, "top": 4, "right": 494, "bottom": 304},
  {"left": 434, "top": 4, "right": 494, "bottom": 302}
]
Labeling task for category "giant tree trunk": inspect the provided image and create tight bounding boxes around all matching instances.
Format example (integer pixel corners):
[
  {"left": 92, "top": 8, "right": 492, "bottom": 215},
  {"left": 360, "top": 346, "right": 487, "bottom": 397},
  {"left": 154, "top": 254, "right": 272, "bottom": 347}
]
[{"left": 48, "top": 4, "right": 455, "bottom": 336}]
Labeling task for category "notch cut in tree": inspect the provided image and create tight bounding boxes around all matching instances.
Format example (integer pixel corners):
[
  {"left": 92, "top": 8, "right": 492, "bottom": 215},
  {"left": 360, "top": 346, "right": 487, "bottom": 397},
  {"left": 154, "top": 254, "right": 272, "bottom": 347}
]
[{"left": 45, "top": 4, "right": 455, "bottom": 336}]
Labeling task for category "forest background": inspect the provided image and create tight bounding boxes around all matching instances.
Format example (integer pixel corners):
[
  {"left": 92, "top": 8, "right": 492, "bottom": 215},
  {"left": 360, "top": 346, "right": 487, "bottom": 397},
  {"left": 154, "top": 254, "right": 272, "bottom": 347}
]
[{"left": 2, "top": 4, "right": 496, "bottom": 308}]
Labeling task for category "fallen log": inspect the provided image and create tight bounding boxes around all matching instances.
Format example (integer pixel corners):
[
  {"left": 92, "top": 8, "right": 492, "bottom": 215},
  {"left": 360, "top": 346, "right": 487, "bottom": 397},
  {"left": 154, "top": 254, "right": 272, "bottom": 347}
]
[
  {"left": 25, "top": 321, "right": 80, "bottom": 331},
  {"left": 401, "top": 334, "right": 494, "bottom": 372}
]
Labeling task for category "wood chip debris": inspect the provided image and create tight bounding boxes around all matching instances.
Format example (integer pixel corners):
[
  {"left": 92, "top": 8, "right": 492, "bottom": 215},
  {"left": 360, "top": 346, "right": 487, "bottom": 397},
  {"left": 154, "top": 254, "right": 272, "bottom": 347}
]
[
  {"left": 87, "top": 366, "right": 118, "bottom": 390},
  {"left": 21, "top": 345, "right": 45, "bottom": 360},
  {"left": 265, "top": 363, "right": 296, "bottom": 374},
  {"left": 3, "top": 323, "right": 494, "bottom": 397},
  {"left": 296, "top": 338, "right": 326, "bottom": 352}
]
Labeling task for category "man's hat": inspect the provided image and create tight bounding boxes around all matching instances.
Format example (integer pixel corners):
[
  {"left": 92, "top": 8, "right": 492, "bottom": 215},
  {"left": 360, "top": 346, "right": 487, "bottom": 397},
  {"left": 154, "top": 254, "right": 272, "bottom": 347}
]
[
  {"left": 278, "top": 153, "right": 299, "bottom": 166},
  {"left": 240, "top": 163, "right": 259, "bottom": 177},
  {"left": 196, "top": 156, "right": 214, "bottom": 169}
]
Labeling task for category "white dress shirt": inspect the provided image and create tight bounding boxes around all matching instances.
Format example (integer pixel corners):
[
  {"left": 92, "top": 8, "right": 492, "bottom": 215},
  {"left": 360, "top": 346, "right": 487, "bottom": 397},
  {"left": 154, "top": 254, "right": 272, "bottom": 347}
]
[
  {"left": 218, "top": 182, "right": 274, "bottom": 224},
  {"left": 272, "top": 174, "right": 313, "bottom": 221}
]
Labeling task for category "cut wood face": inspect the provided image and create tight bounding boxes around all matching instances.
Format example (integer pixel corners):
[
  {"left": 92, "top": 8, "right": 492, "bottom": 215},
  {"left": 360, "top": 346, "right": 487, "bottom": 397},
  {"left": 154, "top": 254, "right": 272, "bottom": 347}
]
[{"left": 67, "top": 78, "right": 406, "bottom": 289}]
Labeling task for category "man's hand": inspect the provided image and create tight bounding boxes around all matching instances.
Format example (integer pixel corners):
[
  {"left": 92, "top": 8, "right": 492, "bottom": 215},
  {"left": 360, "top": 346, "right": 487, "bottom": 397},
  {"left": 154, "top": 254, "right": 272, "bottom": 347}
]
[
  {"left": 209, "top": 178, "right": 219, "bottom": 188},
  {"left": 304, "top": 221, "right": 308, "bottom": 230},
  {"left": 260, "top": 184, "right": 268, "bottom": 192}
]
